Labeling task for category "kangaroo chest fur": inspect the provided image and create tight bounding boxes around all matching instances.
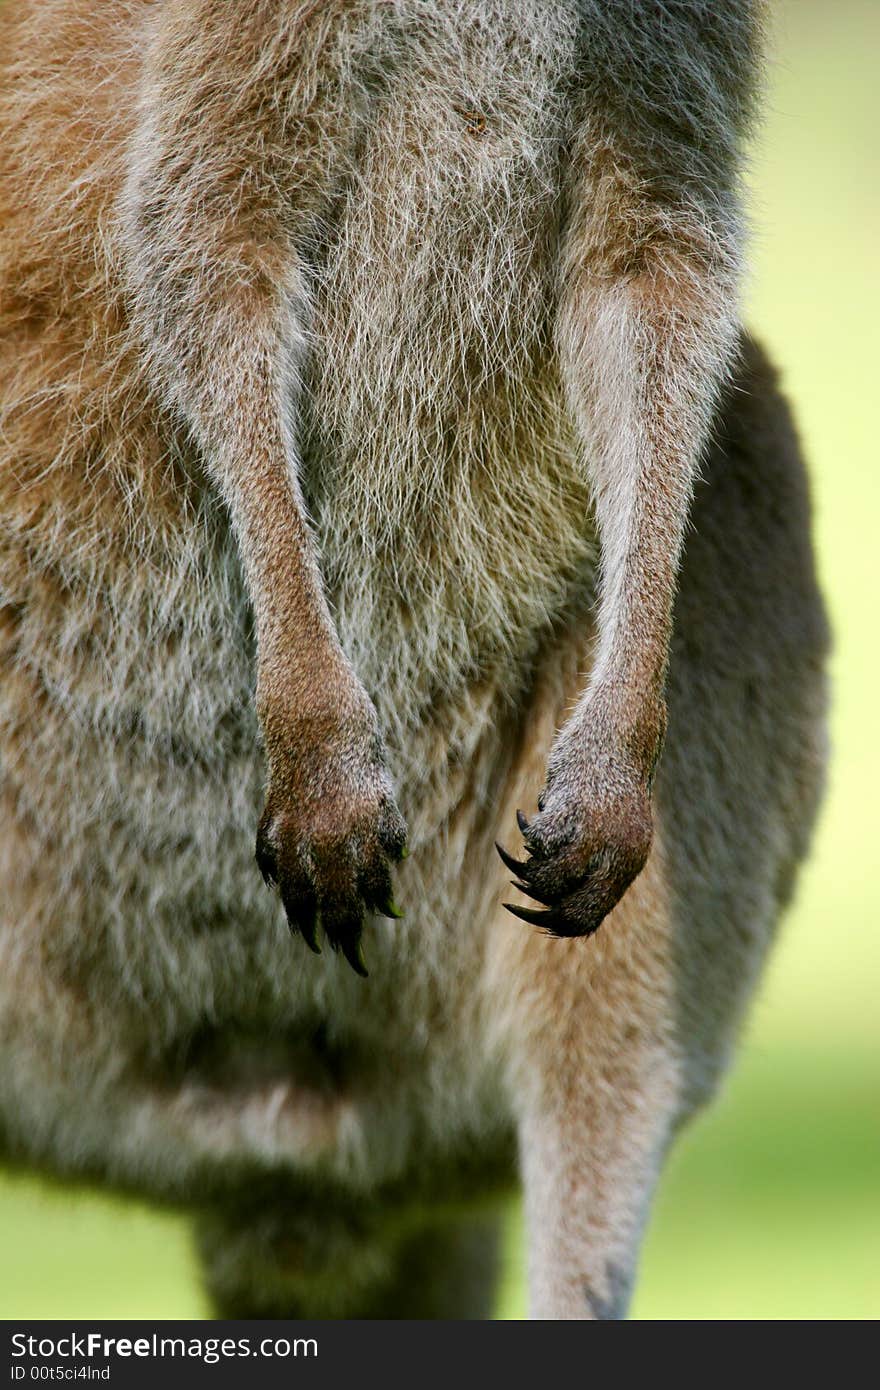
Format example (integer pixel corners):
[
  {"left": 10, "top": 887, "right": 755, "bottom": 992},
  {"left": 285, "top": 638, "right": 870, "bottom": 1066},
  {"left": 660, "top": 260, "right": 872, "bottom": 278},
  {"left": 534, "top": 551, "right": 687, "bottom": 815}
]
[{"left": 300, "top": 0, "right": 594, "bottom": 741}]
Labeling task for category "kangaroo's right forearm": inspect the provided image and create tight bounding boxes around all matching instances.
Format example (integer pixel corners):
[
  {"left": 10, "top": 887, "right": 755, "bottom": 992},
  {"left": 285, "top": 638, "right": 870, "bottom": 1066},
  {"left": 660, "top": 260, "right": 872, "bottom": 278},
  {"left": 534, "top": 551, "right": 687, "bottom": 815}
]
[
  {"left": 121, "top": 273, "right": 355, "bottom": 739},
  {"left": 121, "top": 256, "right": 406, "bottom": 961},
  {"left": 119, "top": 12, "right": 354, "bottom": 720},
  {"left": 196, "top": 333, "right": 352, "bottom": 719},
  {"left": 119, "top": 41, "right": 406, "bottom": 968}
]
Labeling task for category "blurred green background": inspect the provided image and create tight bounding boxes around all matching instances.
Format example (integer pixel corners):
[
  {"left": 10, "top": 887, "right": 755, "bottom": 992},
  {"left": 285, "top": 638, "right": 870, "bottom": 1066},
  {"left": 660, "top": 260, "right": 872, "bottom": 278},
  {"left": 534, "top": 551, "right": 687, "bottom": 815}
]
[{"left": 1, "top": 0, "right": 877, "bottom": 1321}]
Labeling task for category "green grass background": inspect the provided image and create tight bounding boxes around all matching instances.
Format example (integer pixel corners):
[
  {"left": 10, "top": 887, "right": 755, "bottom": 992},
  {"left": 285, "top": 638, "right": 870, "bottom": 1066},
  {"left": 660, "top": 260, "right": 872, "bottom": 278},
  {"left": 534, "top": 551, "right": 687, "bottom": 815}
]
[{"left": 1, "top": 0, "right": 877, "bottom": 1321}]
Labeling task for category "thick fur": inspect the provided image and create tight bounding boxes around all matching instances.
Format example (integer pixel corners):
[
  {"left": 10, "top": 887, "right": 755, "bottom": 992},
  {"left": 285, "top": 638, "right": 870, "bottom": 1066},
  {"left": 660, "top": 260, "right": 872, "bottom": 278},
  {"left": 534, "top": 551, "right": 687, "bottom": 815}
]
[{"left": 0, "top": 0, "right": 827, "bottom": 1318}]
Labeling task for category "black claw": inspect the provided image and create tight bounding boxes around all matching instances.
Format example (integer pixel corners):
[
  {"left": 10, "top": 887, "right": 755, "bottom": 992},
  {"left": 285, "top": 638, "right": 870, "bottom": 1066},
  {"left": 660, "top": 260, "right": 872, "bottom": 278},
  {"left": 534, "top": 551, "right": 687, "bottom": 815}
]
[
  {"left": 509, "top": 879, "right": 556, "bottom": 907},
  {"left": 516, "top": 809, "right": 531, "bottom": 835},
  {"left": 297, "top": 913, "right": 322, "bottom": 955},
  {"left": 503, "top": 901, "right": 560, "bottom": 929},
  {"left": 285, "top": 903, "right": 321, "bottom": 953},
  {"left": 495, "top": 841, "right": 531, "bottom": 878},
  {"left": 340, "top": 934, "right": 368, "bottom": 978},
  {"left": 280, "top": 879, "right": 320, "bottom": 954}
]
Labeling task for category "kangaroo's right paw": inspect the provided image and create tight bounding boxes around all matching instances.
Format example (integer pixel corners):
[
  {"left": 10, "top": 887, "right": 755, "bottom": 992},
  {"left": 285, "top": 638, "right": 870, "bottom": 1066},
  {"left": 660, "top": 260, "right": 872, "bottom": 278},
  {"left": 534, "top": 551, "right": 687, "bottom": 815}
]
[{"left": 254, "top": 705, "right": 407, "bottom": 976}]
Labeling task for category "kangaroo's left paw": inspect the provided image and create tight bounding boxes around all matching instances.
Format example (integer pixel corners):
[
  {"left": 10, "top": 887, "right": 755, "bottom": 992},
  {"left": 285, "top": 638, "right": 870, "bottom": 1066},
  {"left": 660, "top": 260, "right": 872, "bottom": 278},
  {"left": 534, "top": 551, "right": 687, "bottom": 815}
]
[{"left": 497, "top": 755, "right": 653, "bottom": 939}]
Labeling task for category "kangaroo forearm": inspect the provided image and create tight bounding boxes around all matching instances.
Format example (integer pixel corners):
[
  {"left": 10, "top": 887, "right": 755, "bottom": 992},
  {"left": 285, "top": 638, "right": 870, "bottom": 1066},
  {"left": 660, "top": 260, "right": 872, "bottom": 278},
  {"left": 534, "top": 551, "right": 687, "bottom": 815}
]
[
  {"left": 175, "top": 337, "right": 354, "bottom": 717},
  {"left": 231, "top": 458, "right": 351, "bottom": 707},
  {"left": 505, "top": 160, "right": 742, "bottom": 939},
  {"left": 119, "top": 86, "right": 406, "bottom": 966},
  {"left": 118, "top": 19, "right": 346, "bottom": 703},
  {"left": 584, "top": 415, "right": 703, "bottom": 765},
  {"left": 213, "top": 416, "right": 337, "bottom": 667},
  {"left": 559, "top": 200, "right": 741, "bottom": 773}
]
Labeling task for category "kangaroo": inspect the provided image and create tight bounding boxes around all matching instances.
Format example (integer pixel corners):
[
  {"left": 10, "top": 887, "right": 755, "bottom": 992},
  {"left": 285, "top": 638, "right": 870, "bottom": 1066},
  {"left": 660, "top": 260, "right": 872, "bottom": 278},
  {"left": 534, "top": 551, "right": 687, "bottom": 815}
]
[{"left": 0, "top": 0, "right": 828, "bottom": 1319}]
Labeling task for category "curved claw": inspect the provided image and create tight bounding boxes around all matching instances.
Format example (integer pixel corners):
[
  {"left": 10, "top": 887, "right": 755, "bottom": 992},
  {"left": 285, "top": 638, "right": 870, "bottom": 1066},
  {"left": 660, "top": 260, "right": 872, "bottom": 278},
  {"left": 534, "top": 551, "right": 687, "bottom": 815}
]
[
  {"left": 297, "top": 913, "right": 322, "bottom": 955},
  {"left": 503, "top": 900, "right": 562, "bottom": 930},
  {"left": 382, "top": 900, "right": 405, "bottom": 920},
  {"left": 339, "top": 934, "right": 368, "bottom": 978},
  {"left": 282, "top": 894, "right": 322, "bottom": 955},
  {"left": 495, "top": 841, "right": 531, "bottom": 878},
  {"left": 509, "top": 879, "right": 556, "bottom": 907},
  {"left": 277, "top": 873, "right": 320, "bottom": 953},
  {"left": 516, "top": 809, "right": 531, "bottom": 836}
]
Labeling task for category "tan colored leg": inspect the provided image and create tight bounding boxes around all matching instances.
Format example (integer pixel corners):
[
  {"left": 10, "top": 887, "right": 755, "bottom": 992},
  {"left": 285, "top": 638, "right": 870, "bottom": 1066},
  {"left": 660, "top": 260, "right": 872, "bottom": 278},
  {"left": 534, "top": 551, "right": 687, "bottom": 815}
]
[
  {"left": 481, "top": 333, "right": 829, "bottom": 1320},
  {"left": 484, "top": 628, "right": 681, "bottom": 1319}
]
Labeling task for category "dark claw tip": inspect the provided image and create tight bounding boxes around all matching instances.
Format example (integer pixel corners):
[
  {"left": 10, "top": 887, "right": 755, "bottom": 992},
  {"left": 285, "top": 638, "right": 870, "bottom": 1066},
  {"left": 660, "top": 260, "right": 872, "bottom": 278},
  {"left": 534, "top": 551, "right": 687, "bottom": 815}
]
[
  {"left": 509, "top": 880, "right": 556, "bottom": 907},
  {"left": 341, "top": 937, "right": 369, "bottom": 978},
  {"left": 495, "top": 841, "right": 530, "bottom": 877},
  {"left": 503, "top": 900, "right": 557, "bottom": 929},
  {"left": 516, "top": 809, "right": 531, "bottom": 835},
  {"left": 296, "top": 919, "right": 322, "bottom": 955}
]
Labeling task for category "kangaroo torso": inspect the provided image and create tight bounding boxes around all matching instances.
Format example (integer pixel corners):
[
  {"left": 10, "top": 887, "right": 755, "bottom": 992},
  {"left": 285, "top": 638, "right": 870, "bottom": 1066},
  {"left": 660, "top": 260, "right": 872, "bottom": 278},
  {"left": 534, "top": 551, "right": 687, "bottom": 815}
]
[{"left": 0, "top": 0, "right": 829, "bottom": 1321}]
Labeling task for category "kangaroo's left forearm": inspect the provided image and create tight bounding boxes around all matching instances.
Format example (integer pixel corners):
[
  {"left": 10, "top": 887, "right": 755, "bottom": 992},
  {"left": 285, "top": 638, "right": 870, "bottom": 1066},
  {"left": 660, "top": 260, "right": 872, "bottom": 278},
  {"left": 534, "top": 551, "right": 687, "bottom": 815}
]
[{"left": 502, "top": 139, "right": 741, "bottom": 937}]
